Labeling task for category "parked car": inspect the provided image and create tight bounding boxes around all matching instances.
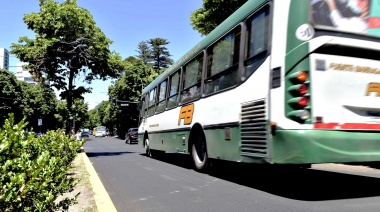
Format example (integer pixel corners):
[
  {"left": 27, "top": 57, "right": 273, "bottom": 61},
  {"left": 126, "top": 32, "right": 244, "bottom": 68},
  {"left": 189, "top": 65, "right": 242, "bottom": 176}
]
[
  {"left": 125, "top": 128, "right": 138, "bottom": 144},
  {"left": 81, "top": 131, "right": 89, "bottom": 137}
]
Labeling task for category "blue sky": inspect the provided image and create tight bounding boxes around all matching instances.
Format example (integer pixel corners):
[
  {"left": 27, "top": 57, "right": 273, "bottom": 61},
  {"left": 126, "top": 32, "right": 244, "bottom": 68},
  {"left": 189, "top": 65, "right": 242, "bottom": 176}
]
[{"left": 0, "top": 0, "right": 203, "bottom": 109}]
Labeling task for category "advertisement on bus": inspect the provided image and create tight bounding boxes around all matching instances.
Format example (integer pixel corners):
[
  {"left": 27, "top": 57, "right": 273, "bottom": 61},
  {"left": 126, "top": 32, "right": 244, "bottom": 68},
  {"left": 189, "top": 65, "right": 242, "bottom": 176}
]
[{"left": 311, "top": 0, "right": 380, "bottom": 36}]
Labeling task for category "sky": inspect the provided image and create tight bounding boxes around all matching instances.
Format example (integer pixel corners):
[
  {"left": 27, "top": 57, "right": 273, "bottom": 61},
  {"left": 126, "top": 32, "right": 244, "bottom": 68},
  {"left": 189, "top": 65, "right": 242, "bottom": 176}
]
[{"left": 0, "top": 0, "right": 204, "bottom": 110}]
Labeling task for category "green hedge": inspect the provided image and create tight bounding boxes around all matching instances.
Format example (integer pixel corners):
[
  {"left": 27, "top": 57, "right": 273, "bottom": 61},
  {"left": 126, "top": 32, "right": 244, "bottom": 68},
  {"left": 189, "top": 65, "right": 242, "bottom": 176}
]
[{"left": 0, "top": 114, "right": 85, "bottom": 211}]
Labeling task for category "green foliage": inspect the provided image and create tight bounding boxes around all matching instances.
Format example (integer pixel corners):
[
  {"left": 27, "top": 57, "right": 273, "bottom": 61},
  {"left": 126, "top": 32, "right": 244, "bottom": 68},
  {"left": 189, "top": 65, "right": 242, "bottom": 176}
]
[
  {"left": 135, "top": 41, "right": 152, "bottom": 65},
  {"left": 105, "top": 59, "right": 157, "bottom": 137},
  {"left": 0, "top": 114, "right": 84, "bottom": 211},
  {"left": 83, "top": 108, "right": 100, "bottom": 130},
  {"left": 0, "top": 69, "right": 22, "bottom": 126},
  {"left": 11, "top": 0, "right": 124, "bottom": 133},
  {"left": 149, "top": 38, "right": 173, "bottom": 73},
  {"left": 190, "top": 0, "right": 248, "bottom": 35},
  {"left": 0, "top": 69, "right": 63, "bottom": 131}
]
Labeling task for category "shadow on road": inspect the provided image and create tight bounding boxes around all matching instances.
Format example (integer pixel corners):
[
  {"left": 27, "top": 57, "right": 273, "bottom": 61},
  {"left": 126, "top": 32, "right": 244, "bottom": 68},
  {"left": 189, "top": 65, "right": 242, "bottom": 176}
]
[
  {"left": 86, "top": 151, "right": 135, "bottom": 157},
  {"left": 142, "top": 153, "right": 380, "bottom": 201}
]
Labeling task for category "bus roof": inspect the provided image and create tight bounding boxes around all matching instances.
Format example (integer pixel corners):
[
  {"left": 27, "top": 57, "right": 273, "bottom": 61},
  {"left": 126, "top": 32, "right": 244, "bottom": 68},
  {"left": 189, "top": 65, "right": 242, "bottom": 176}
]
[{"left": 142, "top": 0, "right": 267, "bottom": 95}]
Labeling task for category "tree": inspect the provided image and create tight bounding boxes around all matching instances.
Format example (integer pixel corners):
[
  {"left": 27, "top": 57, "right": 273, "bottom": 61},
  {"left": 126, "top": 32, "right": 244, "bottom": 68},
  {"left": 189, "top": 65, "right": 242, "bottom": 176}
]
[
  {"left": 0, "top": 69, "right": 23, "bottom": 125},
  {"left": 108, "top": 59, "right": 157, "bottom": 137},
  {"left": 83, "top": 108, "right": 100, "bottom": 130},
  {"left": 0, "top": 69, "right": 66, "bottom": 131},
  {"left": 69, "top": 99, "right": 89, "bottom": 132},
  {"left": 149, "top": 38, "right": 173, "bottom": 73},
  {"left": 135, "top": 41, "right": 152, "bottom": 65},
  {"left": 11, "top": 0, "right": 124, "bottom": 134},
  {"left": 18, "top": 81, "right": 60, "bottom": 132},
  {"left": 190, "top": 0, "right": 248, "bottom": 35}
]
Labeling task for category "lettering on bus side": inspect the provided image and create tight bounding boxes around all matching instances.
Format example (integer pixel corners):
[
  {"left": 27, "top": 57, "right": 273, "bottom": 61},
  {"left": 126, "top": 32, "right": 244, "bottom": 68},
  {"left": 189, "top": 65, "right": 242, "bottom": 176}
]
[
  {"left": 178, "top": 104, "right": 194, "bottom": 125},
  {"left": 366, "top": 83, "right": 380, "bottom": 97}
]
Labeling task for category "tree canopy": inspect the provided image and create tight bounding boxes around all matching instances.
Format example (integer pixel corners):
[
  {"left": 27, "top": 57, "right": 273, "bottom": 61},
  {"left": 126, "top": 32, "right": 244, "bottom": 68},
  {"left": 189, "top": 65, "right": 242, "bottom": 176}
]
[
  {"left": 190, "top": 0, "right": 248, "bottom": 35},
  {"left": 11, "top": 0, "right": 124, "bottom": 133},
  {"left": 149, "top": 38, "right": 173, "bottom": 73}
]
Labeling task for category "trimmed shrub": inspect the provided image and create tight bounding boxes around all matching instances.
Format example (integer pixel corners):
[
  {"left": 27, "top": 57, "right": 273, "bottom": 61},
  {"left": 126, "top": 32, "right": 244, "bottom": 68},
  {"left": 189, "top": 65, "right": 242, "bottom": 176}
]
[{"left": 0, "top": 114, "right": 85, "bottom": 211}]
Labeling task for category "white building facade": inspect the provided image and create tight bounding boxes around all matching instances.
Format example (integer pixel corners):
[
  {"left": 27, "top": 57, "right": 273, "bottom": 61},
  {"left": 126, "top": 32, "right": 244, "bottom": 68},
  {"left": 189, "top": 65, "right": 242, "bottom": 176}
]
[
  {"left": 0, "top": 48, "right": 9, "bottom": 70},
  {"left": 15, "top": 62, "right": 38, "bottom": 86}
]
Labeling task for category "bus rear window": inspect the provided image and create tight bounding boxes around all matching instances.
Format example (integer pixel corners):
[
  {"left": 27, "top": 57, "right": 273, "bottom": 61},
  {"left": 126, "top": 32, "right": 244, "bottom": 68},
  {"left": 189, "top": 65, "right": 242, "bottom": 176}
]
[{"left": 311, "top": 0, "right": 380, "bottom": 37}]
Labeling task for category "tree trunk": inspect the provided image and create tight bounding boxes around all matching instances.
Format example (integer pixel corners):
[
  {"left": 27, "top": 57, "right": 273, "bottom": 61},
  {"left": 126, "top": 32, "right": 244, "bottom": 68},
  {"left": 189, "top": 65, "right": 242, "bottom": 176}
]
[{"left": 65, "top": 69, "right": 75, "bottom": 134}]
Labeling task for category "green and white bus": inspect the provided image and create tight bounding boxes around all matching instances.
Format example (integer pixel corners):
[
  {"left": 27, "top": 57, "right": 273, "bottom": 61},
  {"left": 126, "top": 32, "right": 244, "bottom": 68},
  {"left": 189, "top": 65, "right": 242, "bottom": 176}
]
[{"left": 138, "top": 0, "right": 380, "bottom": 170}]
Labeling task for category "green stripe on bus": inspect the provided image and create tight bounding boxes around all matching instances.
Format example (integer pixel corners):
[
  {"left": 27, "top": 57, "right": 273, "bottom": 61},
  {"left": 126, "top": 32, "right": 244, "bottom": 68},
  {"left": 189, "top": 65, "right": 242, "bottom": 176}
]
[{"left": 272, "top": 130, "right": 380, "bottom": 164}]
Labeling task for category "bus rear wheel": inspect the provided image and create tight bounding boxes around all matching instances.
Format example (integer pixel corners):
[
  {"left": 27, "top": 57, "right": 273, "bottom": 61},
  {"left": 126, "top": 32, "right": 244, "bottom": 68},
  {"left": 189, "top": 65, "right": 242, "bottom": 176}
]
[
  {"left": 191, "top": 132, "right": 208, "bottom": 171},
  {"left": 145, "top": 138, "right": 151, "bottom": 157}
]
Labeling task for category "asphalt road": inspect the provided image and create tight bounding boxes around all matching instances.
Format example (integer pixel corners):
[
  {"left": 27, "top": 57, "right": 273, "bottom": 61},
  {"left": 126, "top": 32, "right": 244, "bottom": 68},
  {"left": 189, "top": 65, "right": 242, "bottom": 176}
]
[{"left": 83, "top": 135, "right": 380, "bottom": 212}]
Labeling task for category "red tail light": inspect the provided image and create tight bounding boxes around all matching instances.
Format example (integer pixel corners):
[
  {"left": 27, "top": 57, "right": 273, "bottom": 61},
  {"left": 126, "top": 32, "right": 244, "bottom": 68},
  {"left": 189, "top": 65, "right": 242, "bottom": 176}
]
[
  {"left": 299, "top": 84, "right": 308, "bottom": 95},
  {"left": 299, "top": 97, "right": 308, "bottom": 107}
]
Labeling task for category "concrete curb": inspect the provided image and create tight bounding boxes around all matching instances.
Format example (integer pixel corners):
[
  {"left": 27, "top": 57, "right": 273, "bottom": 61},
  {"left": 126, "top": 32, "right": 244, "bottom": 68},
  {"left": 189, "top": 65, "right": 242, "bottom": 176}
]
[{"left": 81, "top": 152, "right": 117, "bottom": 212}]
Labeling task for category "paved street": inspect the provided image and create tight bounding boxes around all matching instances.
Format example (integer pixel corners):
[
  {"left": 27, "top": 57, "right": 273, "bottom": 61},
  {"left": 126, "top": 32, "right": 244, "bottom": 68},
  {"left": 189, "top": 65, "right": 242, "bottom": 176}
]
[{"left": 84, "top": 136, "right": 380, "bottom": 212}]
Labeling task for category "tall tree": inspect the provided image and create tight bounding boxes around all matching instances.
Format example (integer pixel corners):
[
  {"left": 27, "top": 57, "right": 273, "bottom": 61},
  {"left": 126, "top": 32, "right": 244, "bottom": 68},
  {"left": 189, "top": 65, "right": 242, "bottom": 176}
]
[
  {"left": 190, "top": 0, "right": 248, "bottom": 35},
  {"left": 11, "top": 0, "right": 124, "bottom": 133},
  {"left": 135, "top": 41, "right": 152, "bottom": 65},
  {"left": 149, "top": 38, "right": 173, "bottom": 73}
]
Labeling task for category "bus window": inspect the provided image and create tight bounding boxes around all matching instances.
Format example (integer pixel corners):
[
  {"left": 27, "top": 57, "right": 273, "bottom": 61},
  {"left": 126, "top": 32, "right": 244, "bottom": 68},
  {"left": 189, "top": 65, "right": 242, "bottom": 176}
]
[
  {"left": 167, "top": 70, "right": 181, "bottom": 109},
  {"left": 181, "top": 53, "right": 203, "bottom": 103},
  {"left": 244, "top": 7, "right": 269, "bottom": 78},
  {"left": 139, "top": 95, "right": 146, "bottom": 124},
  {"left": 156, "top": 80, "right": 167, "bottom": 113},
  {"left": 148, "top": 87, "right": 157, "bottom": 116},
  {"left": 205, "top": 26, "right": 241, "bottom": 95}
]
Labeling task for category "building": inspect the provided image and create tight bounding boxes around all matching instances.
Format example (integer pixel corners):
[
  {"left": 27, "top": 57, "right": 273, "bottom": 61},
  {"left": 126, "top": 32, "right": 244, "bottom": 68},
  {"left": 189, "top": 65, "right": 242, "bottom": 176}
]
[
  {"left": 15, "top": 62, "right": 38, "bottom": 86},
  {"left": 0, "top": 48, "right": 9, "bottom": 70}
]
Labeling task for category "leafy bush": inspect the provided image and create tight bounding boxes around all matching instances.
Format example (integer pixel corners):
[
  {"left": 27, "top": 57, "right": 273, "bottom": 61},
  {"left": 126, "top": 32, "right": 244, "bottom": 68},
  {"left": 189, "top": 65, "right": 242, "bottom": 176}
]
[{"left": 0, "top": 114, "right": 85, "bottom": 211}]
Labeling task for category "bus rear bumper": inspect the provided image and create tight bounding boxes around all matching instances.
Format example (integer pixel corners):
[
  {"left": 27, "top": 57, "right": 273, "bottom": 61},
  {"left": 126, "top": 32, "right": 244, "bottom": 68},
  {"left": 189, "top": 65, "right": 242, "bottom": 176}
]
[{"left": 272, "top": 130, "right": 380, "bottom": 164}]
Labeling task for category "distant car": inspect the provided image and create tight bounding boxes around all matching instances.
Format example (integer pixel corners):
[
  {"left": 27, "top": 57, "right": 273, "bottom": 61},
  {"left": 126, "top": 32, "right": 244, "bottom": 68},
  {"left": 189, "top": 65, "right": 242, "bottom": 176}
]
[
  {"left": 95, "top": 126, "right": 107, "bottom": 137},
  {"left": 95, "top": 131, "right": 105, "bottom": 137},
  {"left": 125, "top": 128, "right": 138, "bottom": 144},
  {"left": 81, "top": 131, "right": 89, "bottom": 137}
]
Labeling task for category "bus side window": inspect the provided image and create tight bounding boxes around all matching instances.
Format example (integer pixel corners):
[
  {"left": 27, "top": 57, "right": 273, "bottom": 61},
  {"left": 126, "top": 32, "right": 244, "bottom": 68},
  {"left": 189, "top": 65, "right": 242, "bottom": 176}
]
[
  {"left": 181, "top": 53, "right": 203, "bottom": 103},
  {"left": 148, "top": 87, "right": 157, "bottom": 116},
  {"left": 144, "top": 95, "right": 149, "bottom": 121},
  {"left": 156, "top": 79, "right": 167, "bottom": 113},
  {"left": 139, "top": 96, "right": 144, "bottom": 124},
  {"left": 205, "top": 26, "right": 241, "bottom": 95},
  {"left": 244, "top": 6, "right": 269, "bottom": 78},
  {"left": 167, "top": 70, "right": 181, "bottom": 109}
]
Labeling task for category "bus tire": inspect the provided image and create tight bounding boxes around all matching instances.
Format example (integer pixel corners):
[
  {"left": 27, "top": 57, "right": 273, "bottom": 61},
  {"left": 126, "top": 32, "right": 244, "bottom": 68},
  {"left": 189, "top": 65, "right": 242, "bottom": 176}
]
[
  {"left": 191, "top": 132, "right": 208, "bottom": 171},
  {"left": 145, "top": 138, "right": 151, "bottom": 157}
]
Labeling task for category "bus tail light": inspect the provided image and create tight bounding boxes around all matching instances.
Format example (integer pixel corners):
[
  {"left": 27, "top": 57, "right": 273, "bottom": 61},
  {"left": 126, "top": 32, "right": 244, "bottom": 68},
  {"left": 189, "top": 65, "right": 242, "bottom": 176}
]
[
  {"left": 287, "top": 110, "right": 310, "bottom": 120},
  {"left": 298, "top": 97, "right": 308, "bottom": 107},
  {"left": 285, "top": 63, "right": 311, "bottom": 124},
  {"left": 289, "top": 71, "right": 308, "bottom": 83},
  {"left": 287, "top": 97, "right": 308, "bottom": 108},
  {"left": 297, "top": 71, "right": 308, "bottom": 82},
  {"left": 299, "top": 84, "right": 308, "bottom": 95},
  {"left": 287, "top": 84, "right": 308, "bottom": 95}
]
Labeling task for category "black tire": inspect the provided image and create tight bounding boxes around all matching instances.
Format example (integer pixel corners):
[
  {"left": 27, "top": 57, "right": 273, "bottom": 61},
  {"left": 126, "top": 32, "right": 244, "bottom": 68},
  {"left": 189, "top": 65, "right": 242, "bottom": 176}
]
[
  {"left": 191, "top": 132, "right": 208, "bottom": 171},
  {"left": 145, "top": 138, "right": 151, "bottom": 157}
]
